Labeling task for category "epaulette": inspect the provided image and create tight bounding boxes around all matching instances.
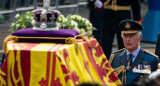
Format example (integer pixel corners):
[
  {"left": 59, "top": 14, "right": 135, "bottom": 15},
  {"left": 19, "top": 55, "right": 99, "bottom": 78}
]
[
  {"left": 109, "top": 48, "right": 125, "bottom": 64},
  {"left": 113, "top": 48, "right": 125, "bottom": 54},
  {"left": 144, "top": 49, "right": 158, "bottom": 58}
]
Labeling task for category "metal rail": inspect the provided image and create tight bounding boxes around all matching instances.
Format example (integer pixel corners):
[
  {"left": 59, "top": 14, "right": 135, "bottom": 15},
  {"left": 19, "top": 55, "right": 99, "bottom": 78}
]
[{"left": 0, "top": 1, "right": 87, "bottom": 14}]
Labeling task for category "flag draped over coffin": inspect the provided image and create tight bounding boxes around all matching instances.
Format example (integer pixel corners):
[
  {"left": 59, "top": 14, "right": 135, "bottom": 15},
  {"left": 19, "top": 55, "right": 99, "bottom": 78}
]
[{"left": 0, "top": 38, "right": 121, "bottom": 86}]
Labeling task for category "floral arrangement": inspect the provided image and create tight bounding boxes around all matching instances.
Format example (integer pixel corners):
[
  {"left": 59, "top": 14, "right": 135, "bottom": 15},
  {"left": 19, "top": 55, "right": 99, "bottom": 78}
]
[
  {"left": 9, "top": 12, "right": 96, "bottom": 37},
  {"left": 10, "top": 12, "right": 33, "bottom": 33}
]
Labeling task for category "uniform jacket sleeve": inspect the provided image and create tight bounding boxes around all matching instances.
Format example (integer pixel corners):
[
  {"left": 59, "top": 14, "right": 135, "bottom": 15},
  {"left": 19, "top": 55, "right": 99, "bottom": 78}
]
[{"left": 151, "top": 57, "right": 159, "bottom": 72}]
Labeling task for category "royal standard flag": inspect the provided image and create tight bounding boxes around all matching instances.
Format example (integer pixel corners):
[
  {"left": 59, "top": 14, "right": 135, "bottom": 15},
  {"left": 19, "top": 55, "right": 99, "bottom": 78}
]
[{"left": 0, "top": 38, "right": 122, "bottom": 86}]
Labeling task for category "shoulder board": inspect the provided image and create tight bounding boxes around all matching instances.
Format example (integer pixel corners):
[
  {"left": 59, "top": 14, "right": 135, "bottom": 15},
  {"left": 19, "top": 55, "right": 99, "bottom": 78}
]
[
  {"left": 144, "top": 49, "right": 158, "bottom": 58},
  {"left": 109, "top": 48, "right": 125, "bottom": 64},
  {"left": 112, "top": 48, "right": 125, "bottom": 54}
]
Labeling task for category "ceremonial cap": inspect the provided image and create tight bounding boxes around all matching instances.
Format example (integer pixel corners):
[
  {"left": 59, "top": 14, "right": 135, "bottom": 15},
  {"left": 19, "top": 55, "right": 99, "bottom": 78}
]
[{"left": 119, "top": 19, "right": 143, "bottom": 34}]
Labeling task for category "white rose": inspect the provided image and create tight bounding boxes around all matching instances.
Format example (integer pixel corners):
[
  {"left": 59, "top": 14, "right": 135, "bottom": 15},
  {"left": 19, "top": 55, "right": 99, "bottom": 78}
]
[
  {"left": 80, "top": 29, "right": 85, "bottom": 35},
  {"left": 85, "top": 20, "right": 90, "bottom": 25},
  {"left": 71, "top": 15, "right": 75, "bottom": 19},
  {"left": 15, "top": 14, "right": 20, "bottom": 18},
  {"left": 31, "top": 17, "right": 33, "bottom": 20},
  {"left": 76, "top": 16, "right": 81, "bottom": 20},
  {"left": 56, "top": 22, "right": 61, "bottom": 28},
  {"left": 31, "top": 20, "right": 36, "bottom": 25},
  {"left": 64, "top": 19, "right": 68, "bottom": 22},
  {"left": 11, "top": 23, "right": 15, "bottom": 27},
  {"left": 88, "top": 30, "right": 92, "bottom": 35},
  {"left": 26, "top": 16, "right": 29, "bottom": 19},
  {"left": 16, "top": 24, "right": 20, "bottom": 27},
  {"left": 73, "top": 27, "right": 80, "bottom": 32},
  {"left": 71, "top": 20, "right": 78, "bottom": 27}
]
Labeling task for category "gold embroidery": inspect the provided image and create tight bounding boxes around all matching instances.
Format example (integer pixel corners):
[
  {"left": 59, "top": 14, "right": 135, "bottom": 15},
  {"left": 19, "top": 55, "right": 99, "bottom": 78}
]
[{"left": 125, "top": 22, "right": 131, "bottom": 29}]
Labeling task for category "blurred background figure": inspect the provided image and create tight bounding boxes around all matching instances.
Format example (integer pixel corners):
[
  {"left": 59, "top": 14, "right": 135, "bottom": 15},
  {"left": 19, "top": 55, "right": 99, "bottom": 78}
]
[
  {"left": 87, "top": 0, "right": 103, "bottom": 43},
  {"left": 1, "top": 0, "right": 9, "bottom": 9},
  {"left": 137, "top": 71, "right": 160, "bottom": 86}
]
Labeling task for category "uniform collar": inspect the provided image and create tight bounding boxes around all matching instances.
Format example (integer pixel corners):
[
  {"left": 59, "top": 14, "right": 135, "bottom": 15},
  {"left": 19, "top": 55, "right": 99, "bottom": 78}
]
[{"left": 126, "top": 46, "right": 141, "bottom": 60}]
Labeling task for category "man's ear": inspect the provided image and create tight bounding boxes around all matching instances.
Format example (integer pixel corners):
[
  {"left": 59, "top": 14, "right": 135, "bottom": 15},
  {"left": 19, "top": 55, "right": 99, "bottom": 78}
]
[{"left": 139, "top": 34, "right": 142, "bottom": 41}]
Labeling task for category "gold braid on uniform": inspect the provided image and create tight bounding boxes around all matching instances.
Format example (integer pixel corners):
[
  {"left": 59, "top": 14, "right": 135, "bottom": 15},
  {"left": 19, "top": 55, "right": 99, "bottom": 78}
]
[
  {"left": 109, "top": 48, "right": 125, "bottom": 64},
  {"left": 114, "top": 65, "right": 125, "bottom": 76},
  {"left": 104, "top": 0, "right": 111, "bottom": 7},
  {"left": 109, "top": 53, "right": 114, "bottom": 65},
  {"left": 109, "top": 48, "right": 126, "bottom": 76},
  {"left": 144, "top": 49, "right": 158, "bottom": 58}
]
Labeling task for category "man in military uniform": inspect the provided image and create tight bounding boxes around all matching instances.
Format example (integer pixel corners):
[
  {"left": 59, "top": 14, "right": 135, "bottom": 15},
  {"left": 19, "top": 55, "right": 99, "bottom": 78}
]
[
  {"left": 109, "top": 19, "right": 159, "bottom": 85},
  {"left": 95, "top": 0, "right": 142, "bottom": 59}
]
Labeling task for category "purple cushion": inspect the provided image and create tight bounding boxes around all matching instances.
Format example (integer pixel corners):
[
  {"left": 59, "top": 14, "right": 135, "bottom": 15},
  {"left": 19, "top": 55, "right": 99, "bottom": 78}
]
[{"left": 12, "top": 28, "right": 79, "bottom": 37}]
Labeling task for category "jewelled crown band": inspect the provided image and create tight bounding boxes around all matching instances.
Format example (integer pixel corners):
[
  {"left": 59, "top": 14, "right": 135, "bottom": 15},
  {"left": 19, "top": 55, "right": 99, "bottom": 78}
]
[{"left": 32, "top": 0, "right": 61, "bottom": 31}]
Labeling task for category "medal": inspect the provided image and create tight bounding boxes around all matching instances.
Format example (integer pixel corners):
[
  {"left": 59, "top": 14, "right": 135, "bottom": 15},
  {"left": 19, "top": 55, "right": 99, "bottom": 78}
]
[{"left": 133, "top": 64, "right": 151, "bottom": 74}]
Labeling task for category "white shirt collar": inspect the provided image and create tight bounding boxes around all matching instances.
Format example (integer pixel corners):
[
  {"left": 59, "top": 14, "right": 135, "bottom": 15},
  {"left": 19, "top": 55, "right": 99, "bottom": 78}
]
[{"left": 126, "top": 45, "right": 141, "bottom": 59}]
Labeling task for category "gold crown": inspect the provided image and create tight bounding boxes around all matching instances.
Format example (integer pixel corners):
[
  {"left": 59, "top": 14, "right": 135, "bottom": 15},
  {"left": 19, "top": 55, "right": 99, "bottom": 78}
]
[{"left": 32, "top": 0, "right": 60, "bottom": 31}]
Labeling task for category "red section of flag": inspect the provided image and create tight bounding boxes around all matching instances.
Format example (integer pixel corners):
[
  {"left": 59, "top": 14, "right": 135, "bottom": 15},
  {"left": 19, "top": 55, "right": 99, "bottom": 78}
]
[
  {"left": 52, "top": 78, "right": 62, "bottom": 86},
  {"left": 39, "top": 49, "right": 53, "bottom": 86},
  {"left": 63, "top": 49, "right": 69, "bottom": 62},
  {"left": 0, "top": 54, "right": 8, "bottom": 81},
  {"left": 83, "top": 39, "right": 106, "bottom": 85},
  {"left": 65, "top": 71, "right": 79, "bottom": 85},
  {"left": 20, "top": 50, "right": 31, "bottom": 86},
  {"left": 109, "top": 72, "right": 119, "bottom": 83},
  {"left": 90, "top": 39, "right": 104, "bottom": 57},
  {"left": 83, "top": 39, "right": 120, "bottom": 85},
  {"left": 61, "top": 65, "right": 70, "bottom": 74},
  {"left": 70, "top": 72, "right": 79, "bottom": 85},
  {"left": 19, "top": 43, "right": 38, "bottom": 86},
  {"left": 51, "top": 52, "right": 62, "bottom": 86},
  {"left": 13, "top": 50, "right": 19, "bottom": 79},
  {"left": 39, "top": 44, "right": 63, "bottom": 86}
]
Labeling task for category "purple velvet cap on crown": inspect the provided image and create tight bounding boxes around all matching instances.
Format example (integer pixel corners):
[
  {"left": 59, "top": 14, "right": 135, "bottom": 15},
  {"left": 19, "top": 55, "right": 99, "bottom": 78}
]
[{"left": 12, "top": 28, "right": 79, "bottom": 37}]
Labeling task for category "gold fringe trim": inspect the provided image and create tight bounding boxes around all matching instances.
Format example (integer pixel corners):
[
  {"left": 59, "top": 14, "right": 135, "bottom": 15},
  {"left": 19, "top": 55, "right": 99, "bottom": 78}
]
[
  {"left": 3, "top": 35, "right": 18, "bottom": 54},
  {"left": 144, "top": 49, "right": 158, "bottom": 58},
  {"left": 109, "top": 48, "right": 125, "bottom": 70},
  {"left": 3, "top": 34, "right": 92, "bottom": 56},
  {"left": 104, "top": 0, "right": 111, "bottom": 7},
  {"left": 113, "top": 65, "right": 125, "bottom": 76},
  {"left": 109, "top": 53, "right": 114, "bottom": 65},
  {"left": 114, "top": 48, "right": 125, "bottom": 53}
]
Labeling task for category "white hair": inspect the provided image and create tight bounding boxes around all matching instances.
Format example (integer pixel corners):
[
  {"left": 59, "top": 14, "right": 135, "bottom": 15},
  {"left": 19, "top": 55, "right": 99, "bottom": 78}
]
[{"left": 137, "top": 31, "right": 142, "bottom": 39}]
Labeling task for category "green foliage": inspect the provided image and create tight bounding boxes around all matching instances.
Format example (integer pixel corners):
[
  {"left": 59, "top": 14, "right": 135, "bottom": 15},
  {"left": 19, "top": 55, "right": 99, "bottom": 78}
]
[
  {"left": 9, "top": 12, "right": 96, "bottom": 37},
  {"left": 9, "top": 11, "right": 33, "bottom": 33}
]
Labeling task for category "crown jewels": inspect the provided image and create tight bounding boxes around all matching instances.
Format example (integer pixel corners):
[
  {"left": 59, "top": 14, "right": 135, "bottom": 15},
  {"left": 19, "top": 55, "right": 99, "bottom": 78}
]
[{"left": 32, "top": 0, "right": 60, "bottom": 31}]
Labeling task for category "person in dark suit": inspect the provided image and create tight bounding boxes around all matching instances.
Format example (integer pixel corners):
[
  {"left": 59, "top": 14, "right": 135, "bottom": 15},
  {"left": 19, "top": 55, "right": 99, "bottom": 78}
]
[
  {"left": 87, "top": 0, "right": 103, "bottom": 43},
  {"left": 94, "top": 0, "right": 142, "bottom": 59},
  {"left": 109, "top": 19, "right": 159, "bottom": 85}
]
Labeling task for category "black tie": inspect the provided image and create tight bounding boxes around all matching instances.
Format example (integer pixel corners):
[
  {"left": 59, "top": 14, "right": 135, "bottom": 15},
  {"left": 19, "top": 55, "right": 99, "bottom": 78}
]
[{"left": 128, "top": 54, "right": 133, "bottom": 65}]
